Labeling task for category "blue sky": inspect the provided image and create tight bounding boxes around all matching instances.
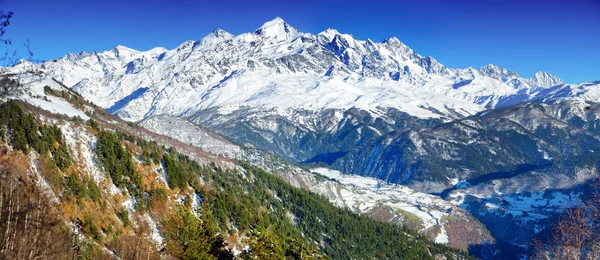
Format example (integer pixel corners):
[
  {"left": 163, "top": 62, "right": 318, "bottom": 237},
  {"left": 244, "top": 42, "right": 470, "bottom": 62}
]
[{"left": 2, "top": 0, "right": 599, "bottom": 83}]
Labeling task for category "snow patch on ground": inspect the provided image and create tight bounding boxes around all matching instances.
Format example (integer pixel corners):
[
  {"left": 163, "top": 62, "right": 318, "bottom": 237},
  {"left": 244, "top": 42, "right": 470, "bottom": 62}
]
[
  {"left": 153, "top": 162, "right": 169, "bottom": 185},
  {"left": 142, "top": 214, "right": 164, "bottom": 249},
  {"left": 17, "top": 75, "right": 90, "bottom": 120},
  {"left": 497, "top": 191, "right": 581, "bottom": 223},
  {"left": 55, "top": 121, "right": 119, "bottom": 194},
  {"left": 109, "top": 185, "right": 122, "bottom": 196},
  {"left": 122, "top": 197, "right": 135, "bottom": 212},
  {"left": 537, "top": 148, "right": 553, "bottom": 160},
  {"left": 140, "top": 115, "right": 241, "bottom": 158},
  {"left": 312, "top": 167, "right": 453, "bottom": 243},
  {"left": 28, "top": 152, "right": 59, "bottom": 204},
  {"left": 435, "top": 225, "right": 449, "bottom": 244}
]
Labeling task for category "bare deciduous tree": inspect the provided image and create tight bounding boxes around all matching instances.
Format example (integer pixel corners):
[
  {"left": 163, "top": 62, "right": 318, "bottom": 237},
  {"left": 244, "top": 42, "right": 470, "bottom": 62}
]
[
  {"left": 0, "top": 8, "right": 13, "bottom": 45},
  {"left": 532, "top": 181, "right": 600, "bottom": 260},
  {"left": 107, "top": 219, "right": 160, "bottom": 260},
  {"left": 0, "top": 3, "right": 17, "bottom": 67},
  {"left": 0, "top": 5, "right": 36, "bottom": 68}
]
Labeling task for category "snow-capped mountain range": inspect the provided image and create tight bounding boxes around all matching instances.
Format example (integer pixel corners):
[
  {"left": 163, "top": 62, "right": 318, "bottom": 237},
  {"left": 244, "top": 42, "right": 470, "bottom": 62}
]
[{"left": 11, "top": 17, "right": 599, "bottom": 124}]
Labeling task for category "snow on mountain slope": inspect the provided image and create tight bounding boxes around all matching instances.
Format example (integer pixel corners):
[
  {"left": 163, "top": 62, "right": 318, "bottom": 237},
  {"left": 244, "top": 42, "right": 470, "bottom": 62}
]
[
  {"left": 2, "top": 74, "right": 91, "bottom": 120},
  {"left": 445, "top": 165, "right": 592, "bottom": 249},
  {"left": 9, "top": 17, "right": 592, "bottom": 125},
  {"left": 140, "top": 115, "right": 242, "bottom": 158},
  {"left": 311, "top": 168, "right": 491, "bottom": 246}
]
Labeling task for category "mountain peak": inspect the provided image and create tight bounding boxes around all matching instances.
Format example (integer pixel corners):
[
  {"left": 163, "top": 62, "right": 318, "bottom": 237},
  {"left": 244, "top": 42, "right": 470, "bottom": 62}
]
[
  {"left": 383, "top": 36, "right": 401, "bottom": 44},
  {"left": 317, "top": 28, "right": 340, "bottom": 44},
  {"left": 114, "top": 45, "right": 135, "bottom": 51},
  {"left": 266, "top": 16, "right": 285, "bottom": 24},
  {"left": 365, "top": 38, "right": 376, "bottom": 46},
  {"left": 195, "top": 28, "right": 234, "bottom": 50},
  {"left": 529, "top": 71, "right": 563, "bottom": 88},
  {"left": 478, "top": 64, "right": 520, "bottom": 81},
  {"left": 319, "top": 28, "right": 340, "bottom": 37},
  {"left": 254, "top": 17, "right": 298, "bottom": 41},
  {"left": 211, "top": 28, "right": 232, "bottom": 38},
  {"left": 111, "top": 45, "right": 140, "bottom": 59},
  {"left": 534, "top": 71, "right": 553, "bottom": 78},
  {"left": 382, "top": 37, "right": 410, "bottom": 50},
  {"left": 480, "top": 64, "right": 499, "bottom": 70}
]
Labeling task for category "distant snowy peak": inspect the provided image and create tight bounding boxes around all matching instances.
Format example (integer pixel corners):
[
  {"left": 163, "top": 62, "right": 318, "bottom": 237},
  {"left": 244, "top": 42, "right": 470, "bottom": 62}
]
[
  {"left": 478, "top": 64, "right": 520, "bottom": 82},
  {"left": 212, "top": 28, "right": 233, "bottom": 38},
  {"left": 317, "top": 28, "right": 340, "bottom": 44},
  {"left": 196, "top": 28, "right": 234, "bottom": 50},
  {"left": 382, "top": 36, "right": 416, "bottom": 55},
  {"left": 528, "top": 71, "right": 564, "bottom": 88},
  {"left": 327, "top": 33, "right": 364, "bottom": 53},
  {"left": 476, "top": 64, "right": 563, "bottom": 88},
  {"left": 254, "top": 17, "right": 300, "bottom": 42},
  {"left": 420, "top": 56, "right": 448, "bottom": 75},
  {"left": 112, "top": 45, "right": 140, "bottom": 58}
]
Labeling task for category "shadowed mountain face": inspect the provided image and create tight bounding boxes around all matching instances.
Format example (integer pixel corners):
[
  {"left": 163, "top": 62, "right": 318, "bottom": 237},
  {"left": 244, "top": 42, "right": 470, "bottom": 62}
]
[
  {"left": 186, "top": 100, "right": 600, "bottom": 190},
  {"left": 335, "top": 101, "right": 600, "bottom": 188},
  {"left": 330, "top": 100, "right": 600, "bottom": 258}
]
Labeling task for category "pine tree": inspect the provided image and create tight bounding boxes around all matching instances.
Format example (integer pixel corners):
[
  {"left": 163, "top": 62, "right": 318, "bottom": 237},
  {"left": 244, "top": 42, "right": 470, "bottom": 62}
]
[
  {"left": 87, "top": 118, "right": 99, "bottom": 130},
  {"left": 200, "top": 202, "right": 218, "bottom": 237},
  {"left": 163, "top": 205, "right": 218, "bottom": 260},
  {"left": 54, "top": 142, "right": 71, "bottom": 170},
  {"left": 141, "top": 149, "right": 152, "bottom": 165},
  {"left": 163, "top": 154, "right": 187, "bottom": 189},
  {"left": 242, "top": 229, "right": 285, "bottom": 260}
]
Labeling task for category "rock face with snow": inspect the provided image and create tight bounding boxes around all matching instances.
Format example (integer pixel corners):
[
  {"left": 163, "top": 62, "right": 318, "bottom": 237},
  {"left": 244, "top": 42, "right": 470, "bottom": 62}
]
[
  {"left": 331, "top": 99, "right": 600, "bottom": 256},
  {"left": 140, "top": 115, "right": 241, "bottom": 158},
  {"left": 336, "top": 100, "right": 600, "bottom": 185}
]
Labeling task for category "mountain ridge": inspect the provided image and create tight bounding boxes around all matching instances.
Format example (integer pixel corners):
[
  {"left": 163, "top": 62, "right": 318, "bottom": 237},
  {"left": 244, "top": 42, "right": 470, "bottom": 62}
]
[{"left": 10, "top": 17, "right": 590, "bottom": 125}]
